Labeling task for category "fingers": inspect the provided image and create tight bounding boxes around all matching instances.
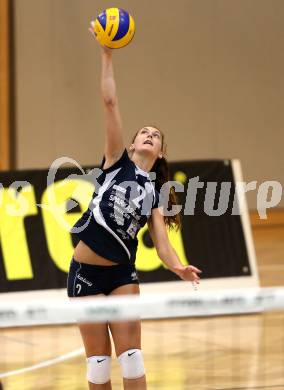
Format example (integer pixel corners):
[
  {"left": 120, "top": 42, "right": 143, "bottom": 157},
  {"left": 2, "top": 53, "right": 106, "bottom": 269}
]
[
  {"left": 89, "top": 21, "right": 97, "bottom": 39},
  {"left": 188, "top": 265, "right": 202, "bottom": 274},
  {"left": 191, "top": 272, "right": 200, "bottom": 283},
  {"left": 89, "top": 29, "right": 96, "bottom": 39},
  {"left": 192, "top": 271, "right": 201, "bottom": 282},
  {"left": 184, "top": 268, "right": 200, "bottom": 283},
  {"left": 177, "top": 265, "right": 202, "bottom": 283},
  {"left": 88, "top": 21, "right": 112, "bottom": 54},
  {"left": 89, "top": 28, "right": 96, "bottom": 38}
]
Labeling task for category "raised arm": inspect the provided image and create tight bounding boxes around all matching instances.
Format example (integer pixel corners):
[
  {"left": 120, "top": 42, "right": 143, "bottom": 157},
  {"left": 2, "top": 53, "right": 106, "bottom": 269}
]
[
  {"left": 100, "top": 48, "right": 124, "bottom": 166},
  {"left": 90, "top": 23, "right": 125, "bottom": 168},
  {"left": 148, "top": 208, "right": 202, "bottom": 283}
]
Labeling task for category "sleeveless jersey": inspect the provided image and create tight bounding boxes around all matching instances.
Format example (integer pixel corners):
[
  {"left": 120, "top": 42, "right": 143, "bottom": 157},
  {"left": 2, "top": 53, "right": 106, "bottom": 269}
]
[{"left": 72, "top": 149, "right": 160, "bottom": 264}]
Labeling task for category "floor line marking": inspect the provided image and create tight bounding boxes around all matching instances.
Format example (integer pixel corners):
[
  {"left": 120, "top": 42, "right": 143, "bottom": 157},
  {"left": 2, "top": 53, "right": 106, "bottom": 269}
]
[{"left": 0, "top": 348, "right": 84, "bottom": 379}]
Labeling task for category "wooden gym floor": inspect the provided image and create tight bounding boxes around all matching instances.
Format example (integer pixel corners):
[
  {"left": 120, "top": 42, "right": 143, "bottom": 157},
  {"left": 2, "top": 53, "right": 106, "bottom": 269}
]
[{"left": 0, "top": 214, "right": 283, "bottom": 390}]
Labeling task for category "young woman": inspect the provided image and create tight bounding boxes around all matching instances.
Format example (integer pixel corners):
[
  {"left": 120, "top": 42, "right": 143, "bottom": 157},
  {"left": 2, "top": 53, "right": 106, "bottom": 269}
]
[{"left": 67, "top": 26, "right": 202, "bottom": 390}]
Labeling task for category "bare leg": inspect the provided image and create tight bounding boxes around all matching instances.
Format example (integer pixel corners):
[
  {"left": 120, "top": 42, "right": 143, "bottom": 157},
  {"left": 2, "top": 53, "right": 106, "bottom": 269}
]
[
  {"left": 78, "top": 295, "right": 112, "bottom": 390},
  {"left": 109, "top": 284, "right": 147, "bottom": 390}
]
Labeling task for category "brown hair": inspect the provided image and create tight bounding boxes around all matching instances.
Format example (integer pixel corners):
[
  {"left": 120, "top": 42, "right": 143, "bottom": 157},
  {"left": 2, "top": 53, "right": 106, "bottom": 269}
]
[{"left": 131, "top": 126, "right": 181, "bottom": 230}]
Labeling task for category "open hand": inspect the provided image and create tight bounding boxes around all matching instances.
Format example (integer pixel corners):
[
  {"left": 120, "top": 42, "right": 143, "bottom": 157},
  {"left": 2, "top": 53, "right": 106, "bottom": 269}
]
[
  {"left": 175, "top": 265, "right": 202, "bottom": 283},
  {"left": 89, "top": 21, "right": 112, "bottom": 55}
]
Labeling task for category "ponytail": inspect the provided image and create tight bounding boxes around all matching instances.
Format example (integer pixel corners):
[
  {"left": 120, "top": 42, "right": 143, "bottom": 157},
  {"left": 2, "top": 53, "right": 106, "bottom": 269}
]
[{"left": 151, "top": 156, "right": 181, "bottom": 231}]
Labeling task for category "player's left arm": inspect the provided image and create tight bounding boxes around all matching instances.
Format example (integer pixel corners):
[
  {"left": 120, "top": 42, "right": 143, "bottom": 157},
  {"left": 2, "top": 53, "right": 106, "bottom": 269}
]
[{"left": 148, "top": 208, "right": 202, "bottom": 283}]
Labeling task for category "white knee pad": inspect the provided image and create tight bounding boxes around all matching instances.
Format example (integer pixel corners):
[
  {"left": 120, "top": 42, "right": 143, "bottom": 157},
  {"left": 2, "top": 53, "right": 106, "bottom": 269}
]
[
  {"left": 118, "top": 349, "right": 145, "bottom": 379},
  {"left": 86, "top": 355, "right": 111, "bottom": 384}
]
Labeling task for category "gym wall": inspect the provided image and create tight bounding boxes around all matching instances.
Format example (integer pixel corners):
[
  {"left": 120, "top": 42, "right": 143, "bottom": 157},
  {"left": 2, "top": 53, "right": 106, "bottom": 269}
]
[{"left": 13, "top": 0, "right": 284, "bottom": 209}]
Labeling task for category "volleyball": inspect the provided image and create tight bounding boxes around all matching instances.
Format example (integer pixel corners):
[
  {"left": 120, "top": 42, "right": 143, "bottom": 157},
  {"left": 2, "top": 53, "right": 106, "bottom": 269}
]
[{"left": 93, "top": 8, "right": 135, "bottom": 49}]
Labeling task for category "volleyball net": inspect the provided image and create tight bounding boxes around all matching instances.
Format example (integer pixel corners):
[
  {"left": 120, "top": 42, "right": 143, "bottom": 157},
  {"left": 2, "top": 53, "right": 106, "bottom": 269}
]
[
  {"left": 1, "top": 287, "right": 284, "bottom": 389},
  {"left": 0, "top": 286, "right": 284, "bottom": 327}
]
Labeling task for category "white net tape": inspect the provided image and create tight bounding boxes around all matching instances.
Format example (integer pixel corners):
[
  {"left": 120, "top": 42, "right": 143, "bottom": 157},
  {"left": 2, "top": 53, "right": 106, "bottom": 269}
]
[{"left": 1, "top": 287, "right": 284, "bottom": 328}]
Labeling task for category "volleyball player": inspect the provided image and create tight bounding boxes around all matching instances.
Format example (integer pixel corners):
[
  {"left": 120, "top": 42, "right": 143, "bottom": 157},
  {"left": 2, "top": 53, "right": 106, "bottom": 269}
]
[{"left": 67, "top": 27, "right": 202, "bottom": 390}]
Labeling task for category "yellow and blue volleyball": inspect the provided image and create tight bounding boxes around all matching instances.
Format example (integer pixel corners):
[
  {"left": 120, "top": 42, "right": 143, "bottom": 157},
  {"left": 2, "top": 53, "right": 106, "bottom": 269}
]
[{"left": 93, "top": 8, "right": 135, "bottom": 49}]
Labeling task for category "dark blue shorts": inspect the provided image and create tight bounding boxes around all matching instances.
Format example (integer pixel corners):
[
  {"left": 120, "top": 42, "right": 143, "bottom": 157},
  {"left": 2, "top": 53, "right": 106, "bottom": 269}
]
[{"left": 67, "top": 258, "right": 139, "bottom": 297}]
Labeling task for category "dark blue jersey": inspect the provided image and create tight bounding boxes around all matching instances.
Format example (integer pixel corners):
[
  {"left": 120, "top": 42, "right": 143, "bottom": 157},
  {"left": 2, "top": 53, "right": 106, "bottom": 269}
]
[{"left": 72, "top": 149, "right": 159, "bottom": 264}]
